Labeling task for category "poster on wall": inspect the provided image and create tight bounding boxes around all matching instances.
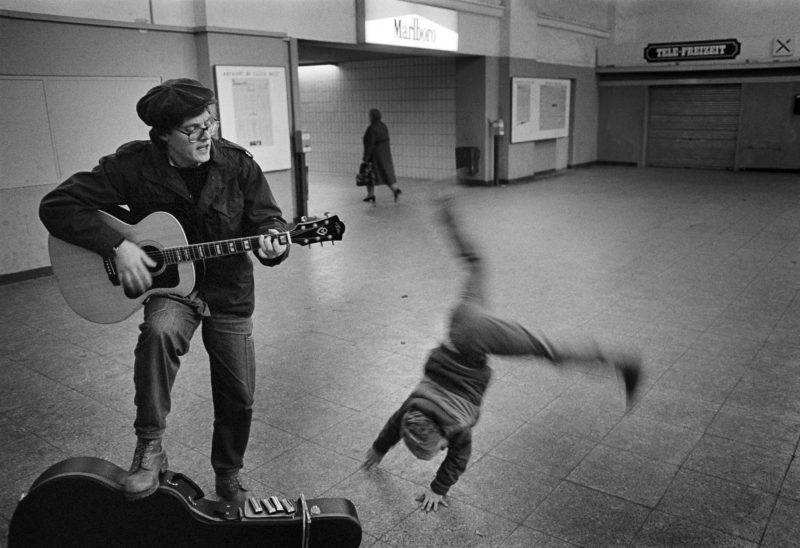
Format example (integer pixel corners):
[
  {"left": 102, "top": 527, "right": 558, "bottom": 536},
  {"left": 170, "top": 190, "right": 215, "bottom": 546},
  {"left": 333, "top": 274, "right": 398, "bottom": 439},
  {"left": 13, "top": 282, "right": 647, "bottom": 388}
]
[
  {"left": 510, "top": 77, "right": 571, "bottom": 143},
  {"left": 213, "top": 65, "right": 291, "bottom": 171}
]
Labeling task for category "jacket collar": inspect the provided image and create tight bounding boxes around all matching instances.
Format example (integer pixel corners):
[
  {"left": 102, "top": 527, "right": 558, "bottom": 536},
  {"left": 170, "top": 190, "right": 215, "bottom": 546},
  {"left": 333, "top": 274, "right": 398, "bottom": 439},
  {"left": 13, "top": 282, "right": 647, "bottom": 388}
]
[{"left": 140, "top": 139, "right": 235, "bottom": 201}]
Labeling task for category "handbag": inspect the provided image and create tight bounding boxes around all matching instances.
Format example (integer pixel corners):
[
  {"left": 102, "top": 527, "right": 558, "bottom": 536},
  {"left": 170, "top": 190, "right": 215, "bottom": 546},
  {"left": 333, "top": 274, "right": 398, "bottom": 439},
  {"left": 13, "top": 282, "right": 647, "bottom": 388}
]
[{"left": 356, "top": 161, "right": 377, "bottom": 186}]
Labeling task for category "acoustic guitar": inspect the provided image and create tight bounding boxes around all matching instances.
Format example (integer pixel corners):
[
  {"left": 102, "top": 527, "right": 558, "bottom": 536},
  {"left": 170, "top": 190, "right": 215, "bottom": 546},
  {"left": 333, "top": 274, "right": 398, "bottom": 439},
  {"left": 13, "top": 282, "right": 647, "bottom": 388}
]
[
  {"left": 48, "top": 210, "right": 345, "bottom": 324},
  {"left": 9, "top": 457, "right": 362, "bottom": 548}
]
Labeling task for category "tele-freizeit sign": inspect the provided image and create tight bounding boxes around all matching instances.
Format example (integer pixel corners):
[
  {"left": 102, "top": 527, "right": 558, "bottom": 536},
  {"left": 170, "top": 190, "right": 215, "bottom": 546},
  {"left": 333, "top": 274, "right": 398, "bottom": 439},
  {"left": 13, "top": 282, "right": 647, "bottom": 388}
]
[{"left": 644, "top": 39, "right": 741, "bottom": 62}]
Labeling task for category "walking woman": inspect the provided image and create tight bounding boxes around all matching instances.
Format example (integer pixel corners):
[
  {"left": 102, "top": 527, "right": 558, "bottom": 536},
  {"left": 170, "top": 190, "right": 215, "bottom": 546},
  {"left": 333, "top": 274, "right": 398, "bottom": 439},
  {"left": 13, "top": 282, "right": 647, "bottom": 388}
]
[{"left": 361, "top": 108, "right": 401, "bottom": 203}]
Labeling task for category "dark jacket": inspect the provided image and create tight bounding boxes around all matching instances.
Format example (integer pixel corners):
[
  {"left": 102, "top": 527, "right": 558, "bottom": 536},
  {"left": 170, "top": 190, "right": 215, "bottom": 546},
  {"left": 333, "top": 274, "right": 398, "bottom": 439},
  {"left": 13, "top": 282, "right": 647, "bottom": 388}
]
[
  {"left": 362, "top": 121, "right": 397, "bottom": 185},
  {"left": 372, "top": 345, "right": 492, "bottom": 495},
  {"left": 39, "top": 138, "right": 288, "bottom": 316}
]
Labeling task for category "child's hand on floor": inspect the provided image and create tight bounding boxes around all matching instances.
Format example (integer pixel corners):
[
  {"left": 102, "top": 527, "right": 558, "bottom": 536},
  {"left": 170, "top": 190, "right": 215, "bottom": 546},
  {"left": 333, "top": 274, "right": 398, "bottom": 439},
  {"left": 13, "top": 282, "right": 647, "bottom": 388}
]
[
  {"left": 361, "top": 447, "right": 384, "bottom": 470},
  {"left": 416, "top": 489, "right": 448, "bottom": 512}
]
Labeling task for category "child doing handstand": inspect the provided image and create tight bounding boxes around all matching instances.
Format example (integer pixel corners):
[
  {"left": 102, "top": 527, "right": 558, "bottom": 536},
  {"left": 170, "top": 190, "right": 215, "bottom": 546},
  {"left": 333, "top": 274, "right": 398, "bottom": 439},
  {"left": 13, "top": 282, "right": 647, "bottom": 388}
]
[{"left": 361, "top": 197, "right": 641, "bottom": 512}]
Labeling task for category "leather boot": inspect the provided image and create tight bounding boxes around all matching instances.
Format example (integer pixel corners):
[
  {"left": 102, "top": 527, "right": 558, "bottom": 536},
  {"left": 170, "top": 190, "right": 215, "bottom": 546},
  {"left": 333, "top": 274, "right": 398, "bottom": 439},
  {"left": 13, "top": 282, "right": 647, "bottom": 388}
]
[
  {"left": 124, "top": 438, "right": 167, "bottom": 501},
  {"left": 215, "top": 474, "right": 250, "bottom": 507}
]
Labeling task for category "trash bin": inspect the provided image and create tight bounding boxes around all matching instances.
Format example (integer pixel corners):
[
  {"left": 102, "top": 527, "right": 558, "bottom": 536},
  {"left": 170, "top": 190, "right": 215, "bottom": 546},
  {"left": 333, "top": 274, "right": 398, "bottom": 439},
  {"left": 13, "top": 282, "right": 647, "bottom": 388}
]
[{"left": 455, "top": 146, "right": 480, "bottom": 175}]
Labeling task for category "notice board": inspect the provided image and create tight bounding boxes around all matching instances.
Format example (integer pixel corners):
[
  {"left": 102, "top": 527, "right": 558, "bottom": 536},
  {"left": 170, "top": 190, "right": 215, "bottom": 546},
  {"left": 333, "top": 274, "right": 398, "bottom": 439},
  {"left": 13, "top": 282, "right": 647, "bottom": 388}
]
[
  {"left": 214, "top": 66, "right": 291, "bottom": 172},
  {"left": 511, "top": 77, "right": 571, "bottom": 143}
]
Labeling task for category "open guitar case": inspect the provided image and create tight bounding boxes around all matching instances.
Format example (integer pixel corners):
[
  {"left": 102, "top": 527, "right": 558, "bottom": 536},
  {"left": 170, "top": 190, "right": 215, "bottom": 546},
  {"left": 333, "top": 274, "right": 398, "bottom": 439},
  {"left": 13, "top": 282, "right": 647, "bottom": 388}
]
[{"left": 9, "top": 457, "right": 362, "bottom": 548}]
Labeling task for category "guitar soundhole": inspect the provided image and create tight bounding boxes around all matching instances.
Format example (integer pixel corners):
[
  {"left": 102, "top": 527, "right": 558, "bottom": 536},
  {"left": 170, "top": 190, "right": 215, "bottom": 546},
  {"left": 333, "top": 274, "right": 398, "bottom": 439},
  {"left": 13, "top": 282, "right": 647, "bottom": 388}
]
[
  {"left": 143, "top": 245, "right": 166, "bottom": 276},
  {"left": 120, "top": 245, "right": 180, "bottom": 298}
]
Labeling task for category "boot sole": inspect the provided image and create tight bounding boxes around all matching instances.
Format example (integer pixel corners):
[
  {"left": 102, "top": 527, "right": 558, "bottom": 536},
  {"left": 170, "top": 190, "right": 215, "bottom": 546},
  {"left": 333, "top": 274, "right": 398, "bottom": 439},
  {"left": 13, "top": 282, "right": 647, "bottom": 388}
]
[{"left": 124, "top": 480, "right": 160, "bottom": 501}]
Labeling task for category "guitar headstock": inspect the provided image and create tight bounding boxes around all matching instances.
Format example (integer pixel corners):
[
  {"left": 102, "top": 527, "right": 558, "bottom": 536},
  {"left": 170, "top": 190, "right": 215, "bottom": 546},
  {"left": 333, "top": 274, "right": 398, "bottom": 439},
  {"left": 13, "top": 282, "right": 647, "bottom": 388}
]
[{"left": 291, "top": 214, "right": 345, "bottom": 247}]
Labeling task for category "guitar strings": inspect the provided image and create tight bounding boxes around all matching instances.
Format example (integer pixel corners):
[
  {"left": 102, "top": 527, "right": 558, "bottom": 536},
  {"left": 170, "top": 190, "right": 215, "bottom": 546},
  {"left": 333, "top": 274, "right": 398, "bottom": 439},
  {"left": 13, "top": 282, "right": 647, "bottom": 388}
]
[
  {"left": 138, "top": 218, "right": 340, "bottom": 263},
  {"left": 143, "top": 235, "right": 263, "bottom": 262}
]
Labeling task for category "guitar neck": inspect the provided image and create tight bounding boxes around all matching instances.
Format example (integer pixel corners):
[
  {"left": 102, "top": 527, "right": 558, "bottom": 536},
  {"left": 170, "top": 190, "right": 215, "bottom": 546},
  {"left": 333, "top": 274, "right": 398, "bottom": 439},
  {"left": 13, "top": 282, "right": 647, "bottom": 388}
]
[
  {"left": 159, "top": 233, "right": 289, "bottom": 265},
  {"left": 147, "top": 214, "right": 343, "bottom": 265}
]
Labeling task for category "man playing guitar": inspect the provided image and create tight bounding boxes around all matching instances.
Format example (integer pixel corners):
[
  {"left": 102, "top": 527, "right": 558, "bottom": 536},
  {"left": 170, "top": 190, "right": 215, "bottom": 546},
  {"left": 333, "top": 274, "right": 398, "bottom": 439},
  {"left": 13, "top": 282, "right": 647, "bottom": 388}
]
[{"left": 39, "top": 78, "right": 290, "bottom": 506}]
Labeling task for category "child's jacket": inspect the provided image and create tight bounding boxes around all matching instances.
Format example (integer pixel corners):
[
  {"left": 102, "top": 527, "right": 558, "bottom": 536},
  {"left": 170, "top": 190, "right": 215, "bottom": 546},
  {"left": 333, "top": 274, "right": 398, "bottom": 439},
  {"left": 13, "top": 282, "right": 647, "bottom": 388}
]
[{"left": 371, "top": 344, "right": 492, "bottom": 495}]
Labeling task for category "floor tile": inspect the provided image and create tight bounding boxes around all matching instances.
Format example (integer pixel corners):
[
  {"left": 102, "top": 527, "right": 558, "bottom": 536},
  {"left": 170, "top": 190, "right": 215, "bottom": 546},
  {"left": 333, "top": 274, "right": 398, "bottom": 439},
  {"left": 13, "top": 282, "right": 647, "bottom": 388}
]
[
  {"left": 567, "top": 444, "right": 678, "bottom": 506},
  {"left": 481, "top": 368, "right": 571, "bottom": 422},
  {"left": 632, "top": 386, "right": 722, "bottom": 431},
  {"left": 469, "top": 406, "right": 528, "bottom": 456},
  {"left": 324, "top": 468, "right": 422, "bottom": 538},
  {"left": 490, "top": 423, "right": 597, "bottom": 478},
  {"left": 247, "top": 441, "right": 360, "bottom": 497},
  {"left": 524, "top": 481, "right": 650, "bottom": 546},
  {"left": 658, "top": 352, "right": 746, "bottom": 403},
  {"left": 742, "top": 359, "right": 800, "bottom": 394},
  {"left": 602, "top": 413, "right": 703, "bottom": 465},
  {"left": 683, "top": 434, "right": 792, "bottom": 494},
  {"left": 707, "top": 404, "right": 800, "bottom": 454},
  {"left": 378, "top": 498, "right": 518, "bottom": 548},
  {"left": 780, "top": 457, "right": 800, "bottom": 501},
  {"left": 761, "top": 497, "right": 800, "bottom": 548},
  {"left": 725, "top": 381, "right": 800, "bottom": 422},
  {"left": 656, "top": 469, "right": 775, "bottom": 542},
  {"left": 529, "top": 392, "right": 627, "bottom": 441},
  {"left": 634, "top": 510, "right": 757, "bottom": 547},
  {"left": 258, "top": 393, "right": 357, "bottom": 439},
  {"left": 497, "top": 526, "right": 578, "bottom": 547},
  {"left": 453, "top": 454, "right": 561, "bottom": 522}
]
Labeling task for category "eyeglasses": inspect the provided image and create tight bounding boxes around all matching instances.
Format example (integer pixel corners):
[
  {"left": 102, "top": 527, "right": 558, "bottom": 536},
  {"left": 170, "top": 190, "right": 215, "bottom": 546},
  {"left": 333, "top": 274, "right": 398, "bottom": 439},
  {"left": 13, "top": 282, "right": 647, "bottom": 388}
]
[{"left": 174, "top": 119, "right": 219, "bottom": 142}]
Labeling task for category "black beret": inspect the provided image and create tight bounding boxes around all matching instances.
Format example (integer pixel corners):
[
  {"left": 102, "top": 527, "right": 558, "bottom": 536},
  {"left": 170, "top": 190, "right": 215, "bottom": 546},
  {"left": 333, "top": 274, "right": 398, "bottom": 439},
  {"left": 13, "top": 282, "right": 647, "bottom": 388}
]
[{"left": 136, "top": 78, "right": 216, "bottom": 128}]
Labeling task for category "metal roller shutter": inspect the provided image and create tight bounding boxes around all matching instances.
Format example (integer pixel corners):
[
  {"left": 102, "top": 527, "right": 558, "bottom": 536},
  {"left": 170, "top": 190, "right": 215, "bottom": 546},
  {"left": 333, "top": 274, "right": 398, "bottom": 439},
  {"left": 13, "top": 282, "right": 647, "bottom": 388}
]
[{"left": 647, "top": 85, "right": 741, "bottom": 169}]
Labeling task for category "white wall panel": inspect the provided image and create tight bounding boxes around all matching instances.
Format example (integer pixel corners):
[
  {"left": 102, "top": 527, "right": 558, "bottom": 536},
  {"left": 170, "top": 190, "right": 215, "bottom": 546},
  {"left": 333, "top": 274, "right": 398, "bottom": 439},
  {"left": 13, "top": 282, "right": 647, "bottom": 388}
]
[{"left": 0, "top": 79, "right": 57, "bottom": 189}]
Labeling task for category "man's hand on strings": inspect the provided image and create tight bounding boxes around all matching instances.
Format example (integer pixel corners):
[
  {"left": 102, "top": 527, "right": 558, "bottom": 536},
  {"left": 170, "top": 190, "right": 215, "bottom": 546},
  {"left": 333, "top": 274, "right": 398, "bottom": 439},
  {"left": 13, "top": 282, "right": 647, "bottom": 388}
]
[{"left": 114, "top": 239, "right": 156, "bottom": 296}]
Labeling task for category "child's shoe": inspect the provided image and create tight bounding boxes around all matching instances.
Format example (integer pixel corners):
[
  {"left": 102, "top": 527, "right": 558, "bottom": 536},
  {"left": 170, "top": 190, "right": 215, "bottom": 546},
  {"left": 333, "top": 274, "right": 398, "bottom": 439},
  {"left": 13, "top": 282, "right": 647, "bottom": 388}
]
[{"left": 614, "top": 355, "right": 641, "bottom": 409}]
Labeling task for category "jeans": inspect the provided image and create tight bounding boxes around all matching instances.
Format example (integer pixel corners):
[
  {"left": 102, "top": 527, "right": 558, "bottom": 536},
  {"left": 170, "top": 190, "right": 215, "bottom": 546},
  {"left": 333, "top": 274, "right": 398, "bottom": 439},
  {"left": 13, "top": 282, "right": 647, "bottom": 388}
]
[
  {"left": 447, "top": 254, "right": 556, "bottom": 359},
  {"left": 444, "top": 213, "right": 602, "bottom": 365},
  {"left": 133, "top": 294, "right": 255, "bottom": 477}
]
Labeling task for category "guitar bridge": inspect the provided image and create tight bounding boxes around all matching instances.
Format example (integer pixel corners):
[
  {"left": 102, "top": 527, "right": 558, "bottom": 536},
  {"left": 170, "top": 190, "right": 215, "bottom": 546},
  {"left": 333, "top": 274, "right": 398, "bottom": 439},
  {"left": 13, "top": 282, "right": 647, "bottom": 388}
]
[{"left": 103, "top": 256, "right": 121, "bottom": 286}]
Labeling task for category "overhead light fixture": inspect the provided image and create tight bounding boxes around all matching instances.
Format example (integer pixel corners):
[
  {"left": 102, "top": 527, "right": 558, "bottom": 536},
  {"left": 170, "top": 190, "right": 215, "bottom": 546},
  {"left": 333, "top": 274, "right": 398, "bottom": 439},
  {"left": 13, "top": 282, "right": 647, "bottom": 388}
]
[
  {"left": 298, "top": 64, "right": 340, "bottom": 77},
  {"left": 299, "top": 62, "right": 339, "bottom": 67}
]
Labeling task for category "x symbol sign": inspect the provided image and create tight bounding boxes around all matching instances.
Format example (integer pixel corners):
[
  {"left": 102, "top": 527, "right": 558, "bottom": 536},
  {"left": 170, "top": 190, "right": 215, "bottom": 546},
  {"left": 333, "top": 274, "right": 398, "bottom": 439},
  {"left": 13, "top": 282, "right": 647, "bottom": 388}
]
[{"left": 776, "top": 38, "right": 791, "bottom": 53}]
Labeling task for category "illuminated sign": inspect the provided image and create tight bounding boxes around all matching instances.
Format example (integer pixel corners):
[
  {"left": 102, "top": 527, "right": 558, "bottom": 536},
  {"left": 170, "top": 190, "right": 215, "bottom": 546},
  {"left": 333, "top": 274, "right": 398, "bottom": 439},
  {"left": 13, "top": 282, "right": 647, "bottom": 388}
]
[
  {"left": 644, "top": 38, "right": 741, "bottom": 62},
  {"left": 363, "top": 0, "right": 458, "bottom": 52}
]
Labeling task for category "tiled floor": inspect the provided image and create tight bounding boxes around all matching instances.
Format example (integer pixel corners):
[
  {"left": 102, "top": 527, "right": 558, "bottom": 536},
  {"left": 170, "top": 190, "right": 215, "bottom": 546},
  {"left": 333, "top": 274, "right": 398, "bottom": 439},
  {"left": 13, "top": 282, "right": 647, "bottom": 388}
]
[{"left": 2, "top": 165, "right": 800, "bottom": 547}]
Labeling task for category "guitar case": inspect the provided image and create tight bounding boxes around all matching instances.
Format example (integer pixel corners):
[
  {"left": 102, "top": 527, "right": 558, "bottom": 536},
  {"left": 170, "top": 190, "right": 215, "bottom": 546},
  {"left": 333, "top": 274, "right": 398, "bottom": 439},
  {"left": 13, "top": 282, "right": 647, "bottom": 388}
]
[{"left": 9, "top": 457, "right": 362, "bottom": 548}]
